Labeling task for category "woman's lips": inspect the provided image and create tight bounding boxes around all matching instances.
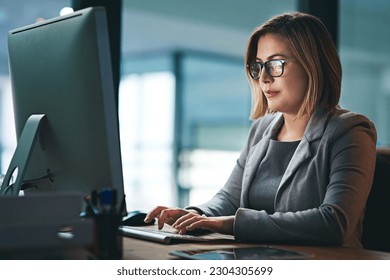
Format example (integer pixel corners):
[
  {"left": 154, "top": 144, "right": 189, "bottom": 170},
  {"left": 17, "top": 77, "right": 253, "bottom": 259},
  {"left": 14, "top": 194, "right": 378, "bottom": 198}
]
[{"left": 264, "top": 90, "right": 280, "bottom": 98}]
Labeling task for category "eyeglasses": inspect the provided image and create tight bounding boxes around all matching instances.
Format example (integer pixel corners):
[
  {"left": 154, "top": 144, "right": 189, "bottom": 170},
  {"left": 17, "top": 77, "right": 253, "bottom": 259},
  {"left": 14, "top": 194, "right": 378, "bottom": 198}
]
[{"left": 247, "top": 59, "right": 294, "bottom": 80}]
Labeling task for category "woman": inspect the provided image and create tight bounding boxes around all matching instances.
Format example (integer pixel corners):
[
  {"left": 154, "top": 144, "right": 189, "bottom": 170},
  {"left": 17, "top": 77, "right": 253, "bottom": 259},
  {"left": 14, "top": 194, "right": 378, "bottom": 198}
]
[{"left": 145, "top": 12, "right": 377, "bottom": 248}]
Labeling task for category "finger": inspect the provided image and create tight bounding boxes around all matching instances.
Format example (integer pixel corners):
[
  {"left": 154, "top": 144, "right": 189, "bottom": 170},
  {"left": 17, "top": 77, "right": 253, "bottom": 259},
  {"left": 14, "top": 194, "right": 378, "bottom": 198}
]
[
  {"left": 157, "top": 209, "right": 172, "bottom": 230},
  {"left": 175, "top": 215, "right": 204, "bottom": 232},
  {"left": 144, "top": 206, "right": 167, "bottom": 222},
  {"left": 186, "top": 219, "right": 212, "bottom": 232},
  {"left": 172, "top": 212, "right": 195, "bottom": 228},
  {"left": 158, "top": 208, "right": 180, "bottom": 229},
  {"left": 179, "top": 219, "right": 210, "bottom": 235}
]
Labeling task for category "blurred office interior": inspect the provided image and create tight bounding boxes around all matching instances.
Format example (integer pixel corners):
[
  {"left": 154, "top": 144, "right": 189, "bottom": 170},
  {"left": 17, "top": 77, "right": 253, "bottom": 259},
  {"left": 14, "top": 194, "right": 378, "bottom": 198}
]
[{"left": 0, "top": 0, "right": 389, "bottom": 210}]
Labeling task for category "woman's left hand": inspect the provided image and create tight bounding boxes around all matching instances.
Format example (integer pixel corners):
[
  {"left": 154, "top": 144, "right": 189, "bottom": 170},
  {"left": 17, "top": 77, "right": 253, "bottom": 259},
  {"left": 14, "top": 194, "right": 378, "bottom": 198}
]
[{"left": 172, "top": 214, "right": 235, "bottom": 235}]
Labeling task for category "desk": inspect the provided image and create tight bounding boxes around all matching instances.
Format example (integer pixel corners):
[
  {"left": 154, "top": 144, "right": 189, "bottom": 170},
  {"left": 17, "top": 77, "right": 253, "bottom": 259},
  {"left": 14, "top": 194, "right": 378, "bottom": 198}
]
[{"left": 122, "top": 234, "right": 390, "bottom": 260}]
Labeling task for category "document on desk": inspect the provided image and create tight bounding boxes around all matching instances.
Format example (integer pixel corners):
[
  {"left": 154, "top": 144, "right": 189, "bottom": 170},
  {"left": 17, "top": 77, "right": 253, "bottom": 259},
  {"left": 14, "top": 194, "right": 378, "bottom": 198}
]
[{"left": 119, "top": 225, "right": 235, "bottom": 245}]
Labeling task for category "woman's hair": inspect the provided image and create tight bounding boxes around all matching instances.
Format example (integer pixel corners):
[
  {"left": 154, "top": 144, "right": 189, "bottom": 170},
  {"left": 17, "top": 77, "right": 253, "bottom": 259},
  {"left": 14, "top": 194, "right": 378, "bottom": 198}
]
[{"left": 245, "top": 12, "right": 342, "bottom": 119}]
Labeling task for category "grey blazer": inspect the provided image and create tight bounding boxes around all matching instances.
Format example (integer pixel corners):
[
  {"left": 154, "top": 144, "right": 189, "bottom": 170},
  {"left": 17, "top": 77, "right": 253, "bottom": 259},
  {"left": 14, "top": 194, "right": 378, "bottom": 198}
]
[{"left": 192, "top": 108, "right": 377, "bottom": 248}]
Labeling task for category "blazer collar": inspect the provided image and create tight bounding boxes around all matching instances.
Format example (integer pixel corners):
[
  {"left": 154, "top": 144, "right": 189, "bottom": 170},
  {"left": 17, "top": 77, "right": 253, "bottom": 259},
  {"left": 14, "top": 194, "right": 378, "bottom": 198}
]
[{"left": 303, "top": 108, "right": 329, "bottom": 142}]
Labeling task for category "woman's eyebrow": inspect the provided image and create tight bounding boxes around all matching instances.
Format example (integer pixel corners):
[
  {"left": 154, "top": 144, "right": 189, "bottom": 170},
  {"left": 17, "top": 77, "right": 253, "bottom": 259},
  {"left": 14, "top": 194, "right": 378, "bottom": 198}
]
[{"left": 256, "top": 53, "right": 288, "bottom": 61}]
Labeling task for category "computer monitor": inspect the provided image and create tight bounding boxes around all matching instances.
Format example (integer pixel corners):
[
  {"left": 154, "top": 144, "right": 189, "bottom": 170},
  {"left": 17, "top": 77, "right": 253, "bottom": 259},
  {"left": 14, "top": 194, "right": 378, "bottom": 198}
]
[{"left": 1, "top": 7, "right": 126, "bottom": 211}]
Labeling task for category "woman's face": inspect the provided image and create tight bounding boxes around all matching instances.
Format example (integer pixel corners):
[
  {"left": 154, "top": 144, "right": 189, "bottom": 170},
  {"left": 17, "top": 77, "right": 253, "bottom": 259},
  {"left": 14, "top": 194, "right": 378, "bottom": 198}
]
[{"left": 256, "top": 33, "right": 308, "bottom": 116}]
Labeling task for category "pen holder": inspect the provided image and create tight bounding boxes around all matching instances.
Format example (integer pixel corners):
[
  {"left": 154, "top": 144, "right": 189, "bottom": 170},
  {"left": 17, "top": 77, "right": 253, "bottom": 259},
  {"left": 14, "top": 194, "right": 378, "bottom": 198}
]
[{"left": 90, "top": 212, "right": 123, "bottom": 260}]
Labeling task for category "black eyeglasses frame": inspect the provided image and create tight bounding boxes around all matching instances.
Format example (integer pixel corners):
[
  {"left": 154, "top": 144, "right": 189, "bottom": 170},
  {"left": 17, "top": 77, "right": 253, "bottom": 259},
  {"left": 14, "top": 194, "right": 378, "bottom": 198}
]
[{"left": 247, "top": 59, "right": 295, "bottom": 80}]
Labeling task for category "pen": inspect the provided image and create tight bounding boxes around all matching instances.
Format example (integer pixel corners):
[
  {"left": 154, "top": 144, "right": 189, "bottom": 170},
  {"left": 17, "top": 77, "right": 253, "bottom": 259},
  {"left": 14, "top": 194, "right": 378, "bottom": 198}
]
[{"left": 84, "top": 195, "right": 100, "bottom": 215}]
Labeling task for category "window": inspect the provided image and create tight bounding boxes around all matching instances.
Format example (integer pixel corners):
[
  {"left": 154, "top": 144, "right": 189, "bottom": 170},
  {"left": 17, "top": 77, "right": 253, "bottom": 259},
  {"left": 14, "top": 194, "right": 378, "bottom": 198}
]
[
  {"left": 339, "top": 0, "right": 390, "bottom": 146},
  {"left": 177, "top": 53, "right": 251, "bottom": 206},
  {"left": 119, "top": 72, "right": 175, "bottom": 210}
]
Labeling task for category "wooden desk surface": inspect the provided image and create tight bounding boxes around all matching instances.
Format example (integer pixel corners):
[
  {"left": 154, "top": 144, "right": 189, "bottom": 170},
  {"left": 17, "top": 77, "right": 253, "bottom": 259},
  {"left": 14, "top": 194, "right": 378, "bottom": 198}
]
[{"left": 122, "top": 234, "right": 390, "bottom": 260}]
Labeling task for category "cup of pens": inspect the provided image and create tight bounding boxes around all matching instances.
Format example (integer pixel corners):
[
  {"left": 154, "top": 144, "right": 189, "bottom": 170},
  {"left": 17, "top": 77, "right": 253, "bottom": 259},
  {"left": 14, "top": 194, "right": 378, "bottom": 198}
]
[{"left": 84, "top": 187, "right": 125, "bottom": 260}]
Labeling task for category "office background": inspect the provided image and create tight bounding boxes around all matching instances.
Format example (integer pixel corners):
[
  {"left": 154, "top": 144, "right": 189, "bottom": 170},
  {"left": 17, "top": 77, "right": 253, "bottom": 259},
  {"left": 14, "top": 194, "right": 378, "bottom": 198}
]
[{"left": 0, "top": 0, "right": 389, "bottom": 211}]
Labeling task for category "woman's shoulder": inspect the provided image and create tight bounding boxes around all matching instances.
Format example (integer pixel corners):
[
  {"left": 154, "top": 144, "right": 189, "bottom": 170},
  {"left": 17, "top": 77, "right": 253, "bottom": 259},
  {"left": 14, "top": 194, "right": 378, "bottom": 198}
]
[
  {"left": 328, "top": 108, "right": 375, "bottom": 128},
  {"left": 325, "top": 108, "right": 376, "bottom": 138}
]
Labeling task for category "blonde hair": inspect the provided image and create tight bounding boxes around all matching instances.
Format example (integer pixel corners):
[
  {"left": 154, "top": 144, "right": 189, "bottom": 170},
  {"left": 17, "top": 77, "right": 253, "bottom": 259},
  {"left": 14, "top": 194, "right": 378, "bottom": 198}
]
[{"left": 245, "top": 12, "right": 342, "bottom": 119}]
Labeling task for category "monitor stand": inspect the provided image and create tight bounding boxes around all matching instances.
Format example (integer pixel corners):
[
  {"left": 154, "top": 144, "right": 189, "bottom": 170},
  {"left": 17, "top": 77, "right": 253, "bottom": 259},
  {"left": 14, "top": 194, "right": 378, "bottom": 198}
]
[{"left": 0, "top": 114, "right": 46, "bottom": 196}]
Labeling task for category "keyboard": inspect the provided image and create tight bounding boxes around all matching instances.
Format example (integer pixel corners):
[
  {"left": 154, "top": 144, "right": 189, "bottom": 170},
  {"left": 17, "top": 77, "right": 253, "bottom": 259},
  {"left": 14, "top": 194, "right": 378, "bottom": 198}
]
[{"left": 119, "top": 225, "right": 211, "bottom": 245}]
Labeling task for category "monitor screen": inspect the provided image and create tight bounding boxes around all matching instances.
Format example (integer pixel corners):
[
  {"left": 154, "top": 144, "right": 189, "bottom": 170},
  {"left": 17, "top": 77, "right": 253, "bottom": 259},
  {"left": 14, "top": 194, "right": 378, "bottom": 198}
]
[{"left": 1, "top": 7, "right": 126, "bottom": 211}]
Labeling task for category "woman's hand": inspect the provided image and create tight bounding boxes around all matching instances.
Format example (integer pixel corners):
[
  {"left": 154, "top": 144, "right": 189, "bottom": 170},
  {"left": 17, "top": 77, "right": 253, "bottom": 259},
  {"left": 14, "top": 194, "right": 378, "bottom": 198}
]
[
  {"left": 144, "top": 206, "right": 235, "bottom": 235},
  {"left": 173, "top": 214, "right": 235, "bottom": 235},
  {"left": 144, "top": 206, "right": 200, "bottom": 230}
]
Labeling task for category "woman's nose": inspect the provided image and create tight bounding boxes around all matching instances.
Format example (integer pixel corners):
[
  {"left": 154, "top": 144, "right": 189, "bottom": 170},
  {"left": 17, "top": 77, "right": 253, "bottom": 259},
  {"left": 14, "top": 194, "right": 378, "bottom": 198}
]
[{"left": 260, "top": 68, "right": 273, "bottom": 83}]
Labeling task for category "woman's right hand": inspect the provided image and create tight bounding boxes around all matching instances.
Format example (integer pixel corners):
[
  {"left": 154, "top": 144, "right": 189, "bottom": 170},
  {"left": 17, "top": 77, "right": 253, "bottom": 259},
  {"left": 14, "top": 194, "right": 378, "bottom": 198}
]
[{"left": 144, "top": 206, "right": 200, "bottom": 230}]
